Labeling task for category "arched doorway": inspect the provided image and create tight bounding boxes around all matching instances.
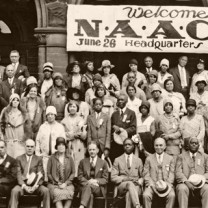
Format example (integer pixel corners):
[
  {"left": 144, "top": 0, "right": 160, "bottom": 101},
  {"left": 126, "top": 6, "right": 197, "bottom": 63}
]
[{"left": 0, "top": 0, "right": 38, "bottom": 76}]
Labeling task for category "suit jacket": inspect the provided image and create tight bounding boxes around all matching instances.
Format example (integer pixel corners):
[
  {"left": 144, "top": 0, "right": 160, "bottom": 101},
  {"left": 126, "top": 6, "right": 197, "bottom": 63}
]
[
  {"left": 0, "top": 78, "right": 23, "bottom": 104},
  {"left": 143, "top": 153, "right": 175, "bottom": 187},
  {"left": 169, "top": 66, "right": 190, "bottom": 93},
  {"left": 0, "top": 154, "right": 17, "bottom": 185},
  {"left": 175, "top": 151, "right": 208, "bottom": 184},
  {"left": 87, "top": 112, "right": 111, "bottom": 152},
  {"left": 78, "top": 157, "right": 108, "bottom": 196},
  {"left": 16, "top": 154, "right": 44, "bottom": 186},
  {"left": 111, "top": 154, "right": 143, "bottom": 185},
  {"left": 111, "top": 107, "right": 136, "bottom": 138}
]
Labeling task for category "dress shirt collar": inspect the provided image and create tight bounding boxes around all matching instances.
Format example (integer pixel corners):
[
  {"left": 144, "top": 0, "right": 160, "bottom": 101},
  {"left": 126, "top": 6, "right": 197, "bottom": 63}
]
[
  {"left": 8, "top": 77, "right": 14, "bottom": 84},
  {"left": 95, "top": 112, "right": 101, "bottom": 119},
  {"left": 124, "top": 153, "right": 133, "bottom": 166},
  {"left": 146, "top": 67, "right": 152, "bottom": 72},
  {"left": 120, "top": 106, "right": 127, "bottom": 115},
  {"left": 156, "top": 152, "right": 164, "bottom": 163},
  {"left": 189, "top": 152, "right": 197, "bottom": 158},
  {"left": 90, "top": 156, "right": 97, "bottom": 166},
  {"left": 25, "top": 154, "right": 33, "bottom": 162}
]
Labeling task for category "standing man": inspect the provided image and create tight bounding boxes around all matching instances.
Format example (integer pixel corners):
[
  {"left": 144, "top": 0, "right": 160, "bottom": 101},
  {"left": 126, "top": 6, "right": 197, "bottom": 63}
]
[
  {"left": 0, "top": 64, "right": 23, "bottom": 105},
  {"left": 78, "top": 141, "right": 108, "bottom": 208},
  {"left": 9, "top": 139, "right": 50, "bottom": 208},
  {"left": 111, "top": 93, "right": 137, "bottom": 161},
  {"left": 143, "top": 137, "right": 175, "bottom": 208},
  {"left": 122, "top": 59, "right": 146, "bottom": 89},
  {"left": 0, "top": 140, "right": 17, "bottom": 198},
  {"left": 169, "top": 55, "right": 190, "bottom": 100},
  {"left": 176, "top": 137, "right": 208, "bottom": 208},
  {"left": 7, "top": 50, "right": 29, "bottom": 82},
  {"left": 141, "top": 56, "right": 155, "bottom": 77},
  {"left": 111, "top": 138, "right": 143, "bottom": 208}
]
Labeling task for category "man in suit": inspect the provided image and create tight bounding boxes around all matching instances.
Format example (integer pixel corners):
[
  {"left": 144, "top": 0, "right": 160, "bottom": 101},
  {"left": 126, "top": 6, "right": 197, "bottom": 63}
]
[
  {"left": 111, "top": 138, "right": 143, "bottom": 208},
  {"left": 141, "top": 56, "right": 155, "bottom": 77},
  {"left": 111, "top": 93, "right": 137, "bottom": 161},
  {"left": 169, "top": 55, "right": 190, "bottom": 100},
  {"left": 122, "top": 59, "right": 147, "bottom": 89},
  {"left": 9, "top": 139, "right": 50, "bottom": 208},
  {"left": 8, "top": 50, "right": 29, "bottom": 82},
  {"left": 176, "top": 137, "right": 208, "bottom": 208},
  {"left": 0, "top": 64, "right": 23, "bottom": 105},
  {"left": 78, "top": 141, "right": 108, "bottom": 208},
  {"left": 0, "top": 140, "right": 17, "bottom": 197},
  {"left": 87, "top": 98, "right": 111, "bottom": 157},
  {"left": 143, "top": 137, "right": 176, "bottom": 208}
]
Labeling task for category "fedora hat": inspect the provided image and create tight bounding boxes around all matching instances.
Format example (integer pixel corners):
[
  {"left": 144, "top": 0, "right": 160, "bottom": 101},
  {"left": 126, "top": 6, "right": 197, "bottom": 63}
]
[
  {"left": 188, "top": 174, "right": 206, "bottom": 189},
  {"left": 113, "top": 128, "right": 128, "bottom": 145},
  {"left": 153, "top": 180, "right": 172, "bottom": 197},
  {"left": 26, "top": 172, "right": 43, "bottom": 186}
]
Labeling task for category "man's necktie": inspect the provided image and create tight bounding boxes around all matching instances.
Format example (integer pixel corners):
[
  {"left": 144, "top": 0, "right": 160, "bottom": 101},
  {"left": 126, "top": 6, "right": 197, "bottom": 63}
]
[
  {"left": 120, "top": 110, "right": 124, "bottom": 119},
  {"left": 158, "top": 155, "right": 163, "bottom": 181},
  {"left": 127, "top": 155, "right": 131, "bottom": 170},
  {"left": 91, "top": 157, "right": 95, "bottom": 168},
  {"left": 180, "top": 67, "right": 187, "bottom": 87}
]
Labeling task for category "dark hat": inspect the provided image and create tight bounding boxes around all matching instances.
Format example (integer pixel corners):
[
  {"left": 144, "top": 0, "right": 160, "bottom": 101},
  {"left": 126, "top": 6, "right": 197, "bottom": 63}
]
[
  {"left": 66, "top": 61, "right": 81, "bottom": 74},
  {"left": 66, "top": 87, "right": 83, "bottom": 101},
  {"left": 129, "top": 59, "right": 138, "bottom": 65},
  {"left": 93, "top": 73, "right": 102, "bottom": 82},
  {"left": 186, "top": 99, "right": 196, "bottom": 107},
  {"left": 139, "top": 101, "right": 150, "bottom": 112},
  {"left": 55, "top": 137, "right": 67, "bottom": 150}
]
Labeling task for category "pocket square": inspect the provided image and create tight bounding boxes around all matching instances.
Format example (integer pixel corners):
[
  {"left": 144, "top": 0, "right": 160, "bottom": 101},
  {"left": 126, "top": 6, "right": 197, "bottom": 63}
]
[
  {"left": 99, "top": 168, "right": 103, "bottom": 171},
  {"left": 126, "top": 120, "right": 130, "bottom": 123}
]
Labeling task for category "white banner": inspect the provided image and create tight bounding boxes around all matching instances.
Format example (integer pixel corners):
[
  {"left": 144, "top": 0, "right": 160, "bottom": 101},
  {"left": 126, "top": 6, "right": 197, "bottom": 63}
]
[{"left": 67, "top": 5, "right": 208, "bottom": 53}]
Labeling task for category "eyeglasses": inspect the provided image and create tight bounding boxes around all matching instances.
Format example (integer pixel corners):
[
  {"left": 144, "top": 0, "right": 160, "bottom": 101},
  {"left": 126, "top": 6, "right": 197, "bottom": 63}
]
[{"left": 26, "top": 146, "right": 34, "bottom": 148}]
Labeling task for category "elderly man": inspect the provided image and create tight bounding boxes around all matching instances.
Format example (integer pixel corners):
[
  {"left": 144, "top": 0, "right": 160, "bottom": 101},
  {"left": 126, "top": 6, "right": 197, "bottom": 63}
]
[
  {"left": 78, "top": 141, "right": 108, "bottom": 208},
  {"left": 143, "top": 137, "right": 175, "bottom": 208},
  {"left": 0, "top": 140, "right": 17, "bottom": 197},
  {"left": 0, "top": 64, "right": 23, "bottom": 104},
  {"left": 169, "top": 55, "right": 190, "bottom": 100},
  {"left": 111, "top": 93, "right": 137, "bottom": 161},
  {"left": 176, "top": 137, "right": 208, "bottom": 208},
  {"left": 111, "top": 138, "right": 143, "bottom": 208},
  {"left": 9, "top": 139, "right": 50, "bottom": 208},
  {"left": 122, "top": 59, "right": 146, "bottom": 89},
  {"left": 148, "top": 83, "right": 164, "bottom": 120}
]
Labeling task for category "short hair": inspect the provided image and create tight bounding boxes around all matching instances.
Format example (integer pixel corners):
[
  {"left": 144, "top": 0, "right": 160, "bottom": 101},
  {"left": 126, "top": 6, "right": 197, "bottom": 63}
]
[
  {"left": 118, "top": 92, "right": 128, "bottom": 101},
  {"left": 87, "top": 141, "right": 99, "bottom": 149},
  {"left": 154, "top": 137, "right": 166, "bottom": 145},
  {"left": 94, "top": 84, "right": 107, "bottom": 97},
  {"left": 144, "top": 56, "right": 153, "bottom": 62},
  {"left": 25, "top": 138, "right": 35, "bottom": 146},
  {"left": 123, "top": 138, "right": 134, "bottom": 146},
  {"left": 10, "top": 50, "right": 20, "bottom": 56},
  {"left": 67, "top": 101, "right": 79, "bottom": 113},
  {"left": 24, "top": 83, "right": 39, "bottom": 97},
  {"left": 92, "top": 97, "right": 103, "bottom": 105},
  {"left": 127, "top": 71, "right": 136, "bottom": 78},
  {"left": 126, "top": 85, "right": 137, "bottom": 94},
  {"left": 164, "top": 78, "right": 174, "bottom": 90}
]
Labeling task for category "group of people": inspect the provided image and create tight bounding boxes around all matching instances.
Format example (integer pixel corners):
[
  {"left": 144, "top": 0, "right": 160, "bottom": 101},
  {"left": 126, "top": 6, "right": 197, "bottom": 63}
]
[{"left": 0, "top": 50, "right": 208, "bottom": 208}]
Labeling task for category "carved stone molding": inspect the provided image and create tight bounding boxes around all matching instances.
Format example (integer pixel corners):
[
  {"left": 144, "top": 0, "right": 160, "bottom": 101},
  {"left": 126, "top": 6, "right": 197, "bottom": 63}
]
[{"left": 34, "top": 33, "right": 47, "bottom": 45}]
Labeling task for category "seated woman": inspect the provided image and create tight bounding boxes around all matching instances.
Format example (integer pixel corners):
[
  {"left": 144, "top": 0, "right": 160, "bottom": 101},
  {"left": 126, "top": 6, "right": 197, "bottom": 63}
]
[
  {"left": 94, "top": 83, "right": 116, "bottom": 117},
  {"left": 155, "top": 98, "right": 181, "bottom": 156},
  {"left": 141, "top": 70, "right": 158, "bottom": 100},
  {"left": 45, "top": 72, "right": 67, "bottom": 121},
  {"left": 162, "top": 78, "right": 186, "bottom": 117},
  {"left": 48, "top": 137, "right": 75, "bottom": 208},
  {"left": 20, "top": 83, "right": 45, "bottom": 140},
  {"left": 61, "top": 101, "right": 87, "bottom": 177},
  {"left": 65, "top": 88, "right": 89, "bottom": 124},
  {"left": 0, "top": 93, "right": 31, "bottom": 158}
]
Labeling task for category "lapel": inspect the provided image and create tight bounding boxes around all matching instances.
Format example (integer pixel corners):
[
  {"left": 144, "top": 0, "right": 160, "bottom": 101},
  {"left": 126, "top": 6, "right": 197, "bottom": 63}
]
[
  {"left": 15, "top": 64, "right": 22, "bottom": 76},
  {"left": 95, "top": 158, "right": 102, "bottom": 176},
  {"left": 5, "top": 79, "right": 11, "bottom": 89},
  {"left": 85, "top": 158, "right": 91, "bottom": 177},
  {"left": 153, "top": 153, "right": 159, "bottom": 173},
  {"left": 121, "top": 154, "right": 129, "bottom": 173},
  {"left": 175, "top": 66, "right": 181, "bottom": 81},
  {"left": 91, "top": 112, "right": 98, "bottom": 127},
  {"left": 1, "top": 155, "right": 9, "bottom": 167},
  {"left": 184, "top": 151, "right": 193, "bottom": 169}
]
